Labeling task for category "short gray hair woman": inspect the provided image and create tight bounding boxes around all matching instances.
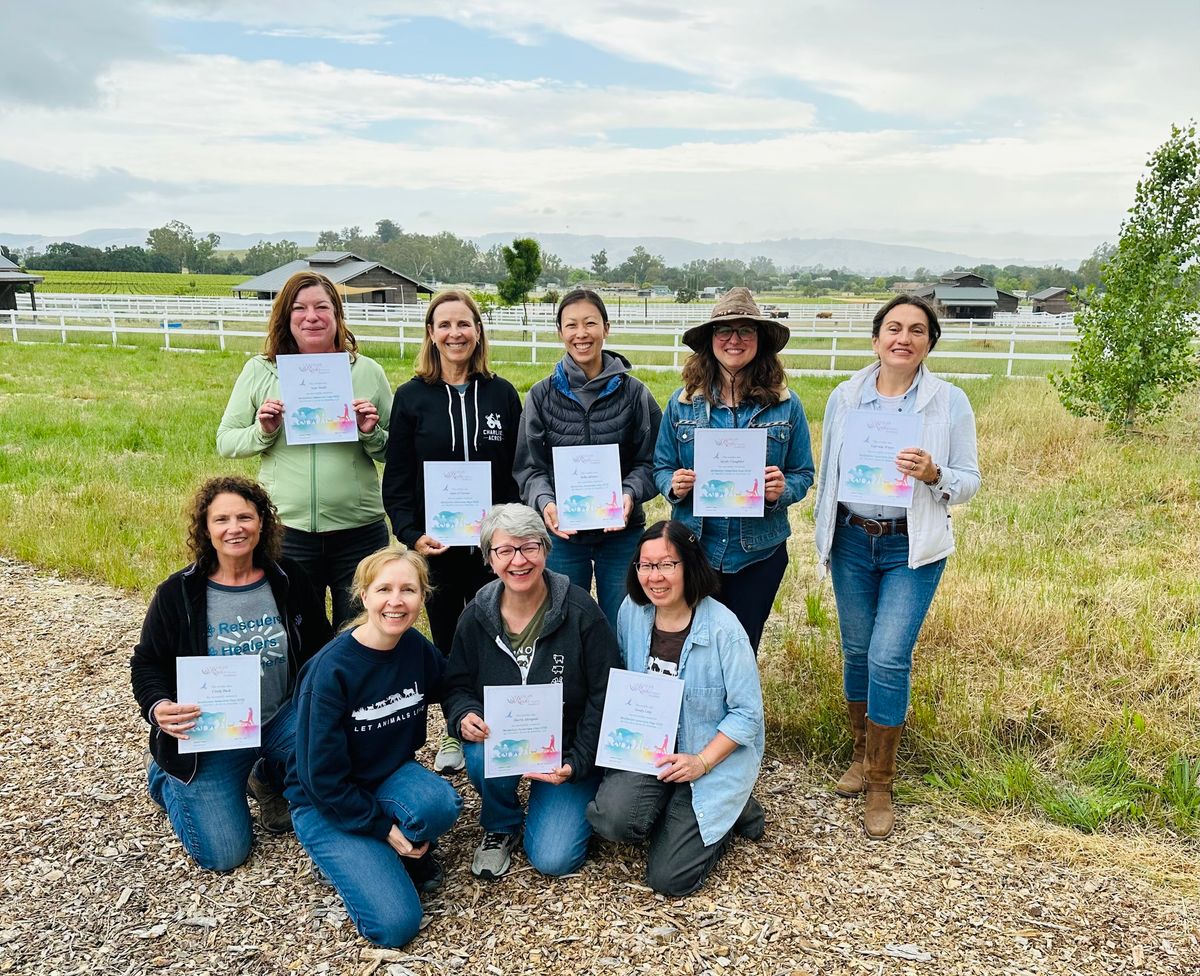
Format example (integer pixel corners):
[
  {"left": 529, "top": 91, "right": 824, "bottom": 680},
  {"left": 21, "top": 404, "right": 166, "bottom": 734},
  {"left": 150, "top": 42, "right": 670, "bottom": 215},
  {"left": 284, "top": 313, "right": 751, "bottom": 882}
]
[{"left": 478, "top": 503, "right": 552, "bottom": 563}]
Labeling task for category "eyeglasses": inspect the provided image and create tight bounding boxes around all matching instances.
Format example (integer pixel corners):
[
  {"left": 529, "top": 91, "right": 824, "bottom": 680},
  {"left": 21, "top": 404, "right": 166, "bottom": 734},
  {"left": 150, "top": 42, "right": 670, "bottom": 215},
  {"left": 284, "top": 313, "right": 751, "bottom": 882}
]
[
  {"left": 635, "top": 560, "right": 681, "bottom": 575},
  {"left": 489, "top": 541, "right": 545, "bottom": 560},
  {"left": 712, "top": 324, "right": 758, "bottom": 341}
]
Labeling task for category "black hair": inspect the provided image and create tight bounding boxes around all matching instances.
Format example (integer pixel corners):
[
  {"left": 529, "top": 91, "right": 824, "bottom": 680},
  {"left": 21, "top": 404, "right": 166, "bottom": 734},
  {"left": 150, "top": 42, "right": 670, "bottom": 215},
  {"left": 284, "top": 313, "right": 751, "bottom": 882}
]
[
  {"left": 871, "top": 294, "right": 942, "bottom": 350},
  {"left": 555, "top": 288, "right": 610, "bottom": 330},
  {"left": 625, "top": 520, "right": 719, "bottom": 609}
]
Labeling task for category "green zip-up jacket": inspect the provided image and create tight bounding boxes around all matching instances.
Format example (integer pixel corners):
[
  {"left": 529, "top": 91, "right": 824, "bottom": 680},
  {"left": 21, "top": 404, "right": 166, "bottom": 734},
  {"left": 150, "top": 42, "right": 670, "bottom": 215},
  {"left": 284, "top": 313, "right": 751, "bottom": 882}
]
[{"left": 217, "top": 354, "right": 392, "bottom": 532}]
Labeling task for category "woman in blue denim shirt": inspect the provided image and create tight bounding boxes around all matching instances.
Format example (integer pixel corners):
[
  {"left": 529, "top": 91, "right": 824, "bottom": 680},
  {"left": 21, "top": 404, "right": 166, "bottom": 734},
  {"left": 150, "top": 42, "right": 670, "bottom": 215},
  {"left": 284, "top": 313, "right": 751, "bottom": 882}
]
[
  {"left": 586, "top": 520, "right": 765, "bottom": 896},
  {"left": 653, "top": 288, "right": 814, "bottom": 653}
]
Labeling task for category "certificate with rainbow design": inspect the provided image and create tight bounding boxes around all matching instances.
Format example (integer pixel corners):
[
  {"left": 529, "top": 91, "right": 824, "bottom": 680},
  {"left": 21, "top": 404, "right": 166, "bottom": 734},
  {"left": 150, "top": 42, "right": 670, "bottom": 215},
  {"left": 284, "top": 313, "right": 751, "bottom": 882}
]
[
  {"left": 423, "top": 461, "right": 492, "bottom": 546},
  {"left": 277, "top": 352, "right": 358, "bottom": 445},
  {"left": 837, "top": 410, "right": 924, "bottom": 510},
  {"left": 176, "top": 654, "right": 261, "bottom": 754},
  {"left": 483, "top": 683, "right": 563, "bottom": 778},
  {"left": 596, "top": 669, "right": 684, "bottom": 775},
  {"left": 692, "top": 428, "right": 768, "bottom": 518},
  {"left": 552, "top": 444, "right": 625, "bottom": 531}
]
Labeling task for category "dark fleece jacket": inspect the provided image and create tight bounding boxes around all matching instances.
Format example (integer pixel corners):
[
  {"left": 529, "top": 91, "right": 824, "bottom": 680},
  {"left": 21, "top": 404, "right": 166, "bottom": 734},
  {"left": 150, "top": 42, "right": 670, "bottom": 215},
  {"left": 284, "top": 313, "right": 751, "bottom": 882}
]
[{"left": 441, "top": 569, "right": 619, "bottom": 780}]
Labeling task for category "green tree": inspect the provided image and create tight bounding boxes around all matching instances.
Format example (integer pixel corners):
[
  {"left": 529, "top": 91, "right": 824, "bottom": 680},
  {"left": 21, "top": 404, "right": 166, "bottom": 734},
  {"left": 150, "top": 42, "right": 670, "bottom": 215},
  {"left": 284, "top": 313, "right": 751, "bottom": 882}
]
[
  {"left": 145, "top": 220, "right": 221, "bottom": 273},
  {"left": 1054, "top": 122, "right": 1200, "bottom": 429},
  {"left": 613, "top": 245, "right": 665, "bottom": 286},
  {"left": 675, "top": 285, "right": 697, "bottom": 303},
  {"left": 375, "top": 219, "right": 402, "bottom": 244},
  {"left": 498, "top": 238, "right": 542, "bottom": 324},
  {"left": 242, "top": 239, "right": 303, "bottom": 275},
  {"left": 590, "top": 248, "right": 608, "bottom": 277},
  {"left": 1077, "top": 242, "right": 1116, "bottom": 290}
]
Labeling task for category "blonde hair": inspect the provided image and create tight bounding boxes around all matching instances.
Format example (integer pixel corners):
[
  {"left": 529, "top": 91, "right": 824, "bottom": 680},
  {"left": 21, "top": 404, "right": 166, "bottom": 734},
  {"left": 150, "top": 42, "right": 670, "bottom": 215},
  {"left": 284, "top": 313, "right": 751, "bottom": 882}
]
[
  {"left": 341, "top": 544, "right": 433, "bottom": 632},
  {"left": 414, "top": 289, "right": 492, "bottom": 382}
]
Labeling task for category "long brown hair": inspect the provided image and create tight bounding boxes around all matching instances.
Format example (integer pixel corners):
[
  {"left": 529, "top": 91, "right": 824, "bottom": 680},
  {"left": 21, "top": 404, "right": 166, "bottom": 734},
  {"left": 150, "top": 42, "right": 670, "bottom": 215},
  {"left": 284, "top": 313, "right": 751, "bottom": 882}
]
[
  {"left": 262, "top": 271, "right": 359, "bottom": 361},
  {"left": 186, "top": 476, "right": 282, "bottom": 577},
  {"left": 680, "top": 332, "right": 787, "bottom": 405},
  {"left": 415, "top": 289, "right": 492, "bottom": 382}
]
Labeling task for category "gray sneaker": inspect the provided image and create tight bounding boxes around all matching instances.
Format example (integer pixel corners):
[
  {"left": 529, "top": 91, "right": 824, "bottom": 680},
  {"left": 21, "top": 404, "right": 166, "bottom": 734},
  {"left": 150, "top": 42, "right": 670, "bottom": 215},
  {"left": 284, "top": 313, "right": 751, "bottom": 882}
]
[
  {"left": 471, "top": 829, "right": 521, "bottom": 880},
  {"left": 433, "top": 735, "right": 466, "bottom": 774},
  {"left": 247, "top": 761, "right": 294, "bottom": 835}
]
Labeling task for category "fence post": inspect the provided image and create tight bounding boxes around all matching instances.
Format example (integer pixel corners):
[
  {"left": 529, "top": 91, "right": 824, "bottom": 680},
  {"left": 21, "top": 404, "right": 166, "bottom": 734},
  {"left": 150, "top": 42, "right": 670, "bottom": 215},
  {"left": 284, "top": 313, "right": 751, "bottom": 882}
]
[
  {"left": 7, "top": 310, "right": 16, "bottom": 342},
  {"left": 673, "top": 329, "right": 681, "bottom": 369},
  {"left": 1007, "top": 333, "right": 1016, "bottom": 377},
  {"left": 217, "top": 317, "right": 226, "bottom": 352},
  {"left": 531, "top": 317, "right": 537, "bottom": 365},
  {"left": 60, "top": 313, "right": 67, "bottom": 344},
  {"left": 111, "top": 313, "right": 117, "bottom": 347},
  {"left": 829, "top": 335, "right": 838, "bottom": 374},
  {"left": 163, "top": 315, "right": 170, "bottom": 350}
]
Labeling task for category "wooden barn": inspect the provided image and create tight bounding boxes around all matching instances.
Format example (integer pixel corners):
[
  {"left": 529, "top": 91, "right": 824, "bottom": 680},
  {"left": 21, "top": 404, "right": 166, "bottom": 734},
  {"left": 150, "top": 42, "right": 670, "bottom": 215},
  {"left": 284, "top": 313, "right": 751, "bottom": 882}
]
[
  {"left": 0, "top": 255, "right": 42, "bottom": 311},
  {"left": 1030, "top": 287, "right": 1074, "bottom": 314},
  {"left": 233, "top": 251, "right": 432, "bottom": 304},
  {"left": 914, "top": 273, "right": 1018, "bottom": 319}
]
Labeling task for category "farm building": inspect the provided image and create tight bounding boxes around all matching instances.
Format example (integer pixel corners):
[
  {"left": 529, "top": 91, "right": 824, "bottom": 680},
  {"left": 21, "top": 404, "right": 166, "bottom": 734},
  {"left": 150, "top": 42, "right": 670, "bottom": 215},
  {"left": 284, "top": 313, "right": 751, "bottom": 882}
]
[
  {"left": 232, "top": 251, "right": 432, "bottom": 303},
  {"left": 1030, "top": 286, "right": 1074, "bottom": 314},
  {"left": 0, "top": 255, "right": 42, "bottom": 310},
  {"left": 938, "top": 271, "right": 989, "bottom": 288},
  {"left": 914, "top": 274, "right": 1018, "bottom": 319}
]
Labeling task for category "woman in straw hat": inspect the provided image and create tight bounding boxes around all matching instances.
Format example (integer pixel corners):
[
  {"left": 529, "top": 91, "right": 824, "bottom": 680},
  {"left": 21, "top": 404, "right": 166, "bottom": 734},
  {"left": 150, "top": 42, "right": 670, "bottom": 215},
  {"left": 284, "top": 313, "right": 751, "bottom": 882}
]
[{"left": 653, "top": 287, "right": 814, "bottom": 653}]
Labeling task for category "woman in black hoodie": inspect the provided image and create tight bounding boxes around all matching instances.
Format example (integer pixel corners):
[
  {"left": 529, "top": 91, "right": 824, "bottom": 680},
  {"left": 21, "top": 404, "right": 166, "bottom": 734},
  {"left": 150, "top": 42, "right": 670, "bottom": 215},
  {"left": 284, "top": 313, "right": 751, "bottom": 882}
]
[{"left": 382, "top": 290, "right": 522, "bottom": 774}]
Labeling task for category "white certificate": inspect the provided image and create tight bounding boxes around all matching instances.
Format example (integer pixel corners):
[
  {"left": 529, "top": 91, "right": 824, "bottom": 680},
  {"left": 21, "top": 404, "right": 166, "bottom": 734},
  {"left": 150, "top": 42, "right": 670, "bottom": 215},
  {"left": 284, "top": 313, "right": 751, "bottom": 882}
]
[
  {"left": 837, "top": 410, "right": 925, "bottom": 510},
  {"left": 552, "top": 444, "right": 625, "bottom": 531},
  {"left": 276, "top": 352, "right": 359, "bottom": 446},
  {"left": 692, "top": 427, "right": 768, "bottom": 518},
  {"left": 176, "top": 654, "right": 261, "bottom": 754},
  {"left": 423, "top": 461, "right": 492, "bottom": 546},
  {"left": 596, "top": 669, "right": 685, "bottom": 775},
  {"left": 483, "top": 683, "right": 563, "bottom": 778}
]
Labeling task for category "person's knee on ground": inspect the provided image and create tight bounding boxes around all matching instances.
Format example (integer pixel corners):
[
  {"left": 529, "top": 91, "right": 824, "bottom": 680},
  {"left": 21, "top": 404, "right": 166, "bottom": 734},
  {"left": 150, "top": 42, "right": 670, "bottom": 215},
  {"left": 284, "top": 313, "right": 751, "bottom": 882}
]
[
  {"left": 523, "top": 831, "right": 588, "bottom": 877},
  {"left": 644, "top": 853, "right": 708, "bottom": 898},
  {"left": 187, "top": 830, "right": 252, "bottom": 873},
  {"left": 585, "top": 795, "right": 649, "bottom": 845},
  {"left": 354, "top": 902, "right": 423, "bottom": 950}
]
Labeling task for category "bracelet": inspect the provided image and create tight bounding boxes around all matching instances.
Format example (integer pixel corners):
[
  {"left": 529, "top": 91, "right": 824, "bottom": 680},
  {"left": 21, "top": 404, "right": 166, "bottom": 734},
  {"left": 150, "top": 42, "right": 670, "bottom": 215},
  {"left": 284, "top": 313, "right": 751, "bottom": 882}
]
[{"left": 697, "top": 753, "right": 711, "bottom": 775}]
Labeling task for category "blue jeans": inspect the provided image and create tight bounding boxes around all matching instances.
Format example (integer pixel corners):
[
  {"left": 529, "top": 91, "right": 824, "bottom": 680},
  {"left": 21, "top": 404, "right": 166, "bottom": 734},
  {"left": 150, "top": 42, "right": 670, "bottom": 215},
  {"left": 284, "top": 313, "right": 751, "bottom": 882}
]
[
  {"left": 463, "top": 740, "right": 600, "bottom": 876},
  {"left": 545, "top": 528, "right": 641, "bottom": 630},
  {"left": 146, "top": 699, "right": 297, "bottom": 872},
  {"left": 291, "top": 761, "right": 462, "bottom": 948},
  {"left": 829, "top": 520, "right": 946, "bottom": 727},
  {"left": 282, "top": 518, "right": 390, "bottom": 630}
]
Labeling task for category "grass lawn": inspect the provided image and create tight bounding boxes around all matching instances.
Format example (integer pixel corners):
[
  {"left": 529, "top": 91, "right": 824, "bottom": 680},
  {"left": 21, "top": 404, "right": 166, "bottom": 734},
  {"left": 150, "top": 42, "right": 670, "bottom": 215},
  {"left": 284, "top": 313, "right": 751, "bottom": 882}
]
[{"left": 1, "top": 341, "right": 1197, "bottom": 838}]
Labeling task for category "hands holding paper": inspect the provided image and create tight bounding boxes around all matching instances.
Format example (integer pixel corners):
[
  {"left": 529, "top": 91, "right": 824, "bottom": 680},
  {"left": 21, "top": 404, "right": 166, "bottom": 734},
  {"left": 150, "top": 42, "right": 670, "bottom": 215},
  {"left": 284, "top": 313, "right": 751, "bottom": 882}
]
[
  {"left": 525, "top": 764, "right": 573, "bottom": 785},
  {"left": 601, "top": 494, "right": 634, "bottom": 533},
  {"left": 541, "top": 502, "right": 574, "bottom": 540},
  {"left": 460, "top": 711, "right": 489, "bottom": 742},
  {"left": 895, "top": 447, "right": 937, "bottom": 483},
  {"left": 257, "top": 398, "right": 285, "bottom": 435},
  {"left": 414, "top": 535, "right": 449, "bottom": 557},
  {"left": 152, "top": 700, "right": 201, "bottom": 740},
  {"left": 352, "top": 398, "right": 379, "bottom": 434},
  {"left": 668, "top": 468, "right": 696, "bottom": 500},
  {"left": 763, "top": 465, "right": 786, "bottom": 503}
]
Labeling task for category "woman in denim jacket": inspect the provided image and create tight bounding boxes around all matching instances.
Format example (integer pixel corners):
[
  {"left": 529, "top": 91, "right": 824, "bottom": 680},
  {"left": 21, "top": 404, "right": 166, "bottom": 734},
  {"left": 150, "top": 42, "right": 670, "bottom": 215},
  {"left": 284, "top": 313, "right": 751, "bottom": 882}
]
[
  {"left": 653, "top": 288, "right": 814, "bottom": 652},
  {"left": 586, "top": 520, "right": 764, "bottom": 896}
]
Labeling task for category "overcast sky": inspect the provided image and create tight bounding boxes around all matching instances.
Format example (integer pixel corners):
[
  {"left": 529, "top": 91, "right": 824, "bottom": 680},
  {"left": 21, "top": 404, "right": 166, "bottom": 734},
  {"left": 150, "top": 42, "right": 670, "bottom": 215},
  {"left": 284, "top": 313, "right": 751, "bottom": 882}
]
[{"left": 1, "top": 1, "right": 1196, "bottom": 259}]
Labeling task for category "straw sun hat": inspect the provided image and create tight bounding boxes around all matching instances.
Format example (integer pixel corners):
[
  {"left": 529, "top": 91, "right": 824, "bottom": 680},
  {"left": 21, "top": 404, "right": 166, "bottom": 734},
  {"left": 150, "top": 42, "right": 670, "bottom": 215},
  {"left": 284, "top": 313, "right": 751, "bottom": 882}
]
[{"left": 681, "top": 286, "right": 791, "bottom": 353}]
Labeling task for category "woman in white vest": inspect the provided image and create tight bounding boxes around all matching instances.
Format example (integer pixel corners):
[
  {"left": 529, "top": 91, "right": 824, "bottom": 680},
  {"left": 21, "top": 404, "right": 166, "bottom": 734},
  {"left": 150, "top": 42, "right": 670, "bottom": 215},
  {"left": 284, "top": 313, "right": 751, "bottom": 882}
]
[{"left": 813, "top": 295, "right": 980, "bottom": 840}]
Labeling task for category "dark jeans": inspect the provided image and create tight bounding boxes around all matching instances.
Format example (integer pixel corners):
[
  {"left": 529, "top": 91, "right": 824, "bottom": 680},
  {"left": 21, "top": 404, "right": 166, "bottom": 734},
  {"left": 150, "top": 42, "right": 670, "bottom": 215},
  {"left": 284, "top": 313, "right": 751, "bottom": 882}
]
[
  {"left": 586, "top": 770, "right": 733, "bottom": 897},
  {"left": 424, "top": 546, "right": 494, "bottom": 656},
  {"left": 545, "top": 527, "right": 642, "bottom": 631},
  {"left": 282, "top": 519, "right": 390, "bottom": 630},
  {"left": 717, "top": 542, "right": 789, "bottom": 654}
]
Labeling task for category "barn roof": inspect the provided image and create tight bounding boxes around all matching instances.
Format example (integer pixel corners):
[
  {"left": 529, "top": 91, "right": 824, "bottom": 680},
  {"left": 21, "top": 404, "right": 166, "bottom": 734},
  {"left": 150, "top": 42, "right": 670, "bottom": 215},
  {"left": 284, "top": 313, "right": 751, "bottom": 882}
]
[
  {"left": 1030, "top": 287, "right": 1069, "bottom": 300},
  {"left": 933, "top": 285, "right": 997, "bottom": 304},
  {"left": 233, "top": 255, "right": 431, "bottom": 295},
  {"left": 0, "top": 255, "right": 43, "bottom": 284}
]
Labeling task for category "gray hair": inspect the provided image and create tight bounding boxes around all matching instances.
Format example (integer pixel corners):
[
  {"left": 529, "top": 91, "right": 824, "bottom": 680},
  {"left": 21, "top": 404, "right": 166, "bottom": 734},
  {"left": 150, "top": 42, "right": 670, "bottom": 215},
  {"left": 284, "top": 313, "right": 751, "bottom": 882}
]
[{"left": 479, "top": 503, "right": 552, "bottom": 563}]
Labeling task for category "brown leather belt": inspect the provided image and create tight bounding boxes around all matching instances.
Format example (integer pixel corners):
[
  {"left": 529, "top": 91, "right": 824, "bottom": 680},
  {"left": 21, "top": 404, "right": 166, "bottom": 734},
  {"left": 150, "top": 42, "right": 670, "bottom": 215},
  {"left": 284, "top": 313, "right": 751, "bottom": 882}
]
[{"left": 840, "top": 505, "right": 908, "bottom": 537}]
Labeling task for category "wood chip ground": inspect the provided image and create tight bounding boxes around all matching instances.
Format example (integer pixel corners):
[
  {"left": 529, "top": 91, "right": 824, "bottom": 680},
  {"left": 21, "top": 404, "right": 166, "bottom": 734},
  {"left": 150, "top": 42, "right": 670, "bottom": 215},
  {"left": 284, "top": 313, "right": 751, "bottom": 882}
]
[{"left": 0, "top": 558, "right": 1195, "bottom": 975}]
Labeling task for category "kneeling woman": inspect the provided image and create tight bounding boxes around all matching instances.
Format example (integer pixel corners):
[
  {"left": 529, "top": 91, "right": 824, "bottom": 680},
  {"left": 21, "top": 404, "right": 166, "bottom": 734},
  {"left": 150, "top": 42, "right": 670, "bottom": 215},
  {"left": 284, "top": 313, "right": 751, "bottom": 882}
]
[
  {"left": 131, "top": 476, "right": 331, "bottom": 871},
  {"left": 443, "top": 504, "right": 620, "bottom": 881},
  {"left": 286, "top": 546, "right": 462, "bottom": 949},
  {"left": 586, "top": 520, "right": 765, "bottom": 897}
]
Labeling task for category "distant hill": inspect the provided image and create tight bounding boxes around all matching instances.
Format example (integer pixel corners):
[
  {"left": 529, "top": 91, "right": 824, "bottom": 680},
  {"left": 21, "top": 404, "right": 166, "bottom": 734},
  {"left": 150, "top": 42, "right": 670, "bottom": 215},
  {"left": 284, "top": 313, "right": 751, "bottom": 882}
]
[{"left": 0, "top": 228, "right": 1084, "bottom": 275}]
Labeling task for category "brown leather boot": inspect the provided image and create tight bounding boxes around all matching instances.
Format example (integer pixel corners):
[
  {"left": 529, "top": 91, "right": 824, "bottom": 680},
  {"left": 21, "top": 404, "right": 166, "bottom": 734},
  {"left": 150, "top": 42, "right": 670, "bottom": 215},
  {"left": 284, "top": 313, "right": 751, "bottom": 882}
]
[
  {"left": 834, "top": 701, "right": 868, "bottom": 797},
  {"left": 863, "top": 719, "right": 904, "bottom": 840}
]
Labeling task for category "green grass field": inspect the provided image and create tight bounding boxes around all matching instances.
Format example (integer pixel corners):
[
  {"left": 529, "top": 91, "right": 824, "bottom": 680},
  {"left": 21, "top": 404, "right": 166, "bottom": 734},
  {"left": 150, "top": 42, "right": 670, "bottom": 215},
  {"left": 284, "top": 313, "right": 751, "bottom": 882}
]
[
  {"left": 27, "top": 270, "right": 247, "bottom": 296},
  {"left": 1, "top": 341, "right": 1197, "bottom": 840}
]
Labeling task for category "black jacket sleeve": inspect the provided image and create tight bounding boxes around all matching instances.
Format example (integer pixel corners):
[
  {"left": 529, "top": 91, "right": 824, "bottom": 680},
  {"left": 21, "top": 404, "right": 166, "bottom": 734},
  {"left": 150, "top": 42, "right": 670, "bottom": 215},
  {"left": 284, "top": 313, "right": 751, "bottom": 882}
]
[
  {"left": 441, "top": 610, "right": 485, "bottom": 739},
  {"left": 512, "top": 382, "right": 556, "bottom": 514},
  {"left": 281, "top": 558, "right": 332, "bottom": 670},
  {"left": 562, "top": 603, "right": 621, "bottom": 781},
  {"left": 130, "top": 579, "right": 183, "bottom": 723},
  {"left": 382, "top": 384, "right": 424, "bottom": 547},
  {"left": 621, "top": 379, "right": 664, "bottom": 505}
]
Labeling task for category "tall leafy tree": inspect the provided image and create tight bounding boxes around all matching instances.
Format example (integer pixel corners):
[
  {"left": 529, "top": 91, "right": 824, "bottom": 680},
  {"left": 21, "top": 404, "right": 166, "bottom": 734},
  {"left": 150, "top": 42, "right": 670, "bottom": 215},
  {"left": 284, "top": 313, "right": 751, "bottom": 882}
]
[
  {"left": 590, "top": 248, "right": 609, "bottom": 277},
  {"left": 1054, "top": 122, "right": 1200, "bottom": 429},
  {"left": 498, "top": 238, "right": 542, "bottom": 323}
]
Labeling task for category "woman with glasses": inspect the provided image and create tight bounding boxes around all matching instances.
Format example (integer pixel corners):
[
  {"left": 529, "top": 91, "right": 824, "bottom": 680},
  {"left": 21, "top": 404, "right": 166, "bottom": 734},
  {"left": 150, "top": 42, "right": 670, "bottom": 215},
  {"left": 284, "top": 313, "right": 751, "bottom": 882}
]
[
  {"left": 441, "top": 503, "right": 620, "bottom": 881},
  {"left": 514, "top": 288, "right": 662, "bottom": 629},
  {"left": 653, "top": 288, "right": 814, "bottom": 653},
  {"left": 586, "top": 520, "right": 765, "bottom": 896}
]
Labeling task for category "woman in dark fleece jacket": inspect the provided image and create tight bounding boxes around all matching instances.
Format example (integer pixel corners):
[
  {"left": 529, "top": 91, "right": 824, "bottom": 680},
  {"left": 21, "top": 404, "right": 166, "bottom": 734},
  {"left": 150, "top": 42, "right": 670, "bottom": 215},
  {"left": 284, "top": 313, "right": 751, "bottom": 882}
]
[
  {"left": 286, "top": 545, "right": 462, "bottom": 950},
  {"left": 442, "top": 504, "right": 620, "bottom": 882},
  {"left": 382, "top": 289, "right": 522, "bottom": 775}
]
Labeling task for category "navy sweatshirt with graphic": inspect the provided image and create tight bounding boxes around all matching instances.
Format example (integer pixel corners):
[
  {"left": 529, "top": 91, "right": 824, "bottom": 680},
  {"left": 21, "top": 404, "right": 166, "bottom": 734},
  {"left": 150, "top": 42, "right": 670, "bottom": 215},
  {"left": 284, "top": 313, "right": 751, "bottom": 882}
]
[{"left": 286, "top": 628, "right": 445, "bottom": 839}]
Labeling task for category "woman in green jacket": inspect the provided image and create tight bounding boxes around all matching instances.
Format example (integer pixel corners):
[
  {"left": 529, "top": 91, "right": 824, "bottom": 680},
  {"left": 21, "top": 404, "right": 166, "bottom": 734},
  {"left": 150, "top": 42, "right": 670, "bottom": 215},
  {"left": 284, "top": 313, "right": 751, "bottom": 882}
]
[{"left": 217, "top": 271, "right": 392, "bottom": 628}]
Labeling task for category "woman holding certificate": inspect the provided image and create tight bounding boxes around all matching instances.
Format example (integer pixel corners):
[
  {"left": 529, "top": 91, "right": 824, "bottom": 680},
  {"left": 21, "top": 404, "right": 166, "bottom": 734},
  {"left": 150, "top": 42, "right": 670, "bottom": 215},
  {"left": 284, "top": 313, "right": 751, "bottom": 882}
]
[
  {"left": 586, "top": 520, "right": 765, "bottom": 896},
  {"left": 286, "top": 546, "right": 462, "bottom": 949},
  {"left": 217, "top": 270, "right": 392, "bottom": 630},
  {"left": 130, "top": 476, "right": 331, "bottom": 871},
  {"left": 654, "top": 287, "right": 814, "bottom": 653},
  {"left": 442, "top": 504, "right": 621, "bottom": 881},
  {"left": 814, "top": 294, "right": 980, "bottom": 839},
  {"left": 382, "top": 289, "right": 522, "bottom": 774},
  {"left": 513, "top": 289, "right": 662, "bottom": 629}
]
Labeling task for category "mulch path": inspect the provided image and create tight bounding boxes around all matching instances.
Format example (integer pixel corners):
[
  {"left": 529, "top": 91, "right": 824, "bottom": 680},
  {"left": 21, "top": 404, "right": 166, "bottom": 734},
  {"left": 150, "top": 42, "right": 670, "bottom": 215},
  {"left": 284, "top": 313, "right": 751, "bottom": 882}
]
[{"left": 0, "top": 557, "right": 1195, "bottom": 976}]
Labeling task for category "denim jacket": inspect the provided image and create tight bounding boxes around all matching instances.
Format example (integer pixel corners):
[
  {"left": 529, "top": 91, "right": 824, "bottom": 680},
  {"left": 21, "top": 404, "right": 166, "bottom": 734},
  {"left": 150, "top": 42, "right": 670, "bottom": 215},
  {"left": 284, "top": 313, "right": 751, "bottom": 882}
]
[
  {"left": 653, "top": 386, "right": 815, "bottom": 572},
  {"left": 616, "top": 595, "right": 764, "bottom": 846}
]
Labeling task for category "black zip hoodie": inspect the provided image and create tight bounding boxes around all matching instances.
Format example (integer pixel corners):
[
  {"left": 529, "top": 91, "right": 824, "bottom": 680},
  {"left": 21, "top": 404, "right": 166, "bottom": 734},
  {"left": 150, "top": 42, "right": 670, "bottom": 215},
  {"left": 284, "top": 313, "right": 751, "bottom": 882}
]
[{"left": 383, "top": 373, "right": 523, "bottom": 548}]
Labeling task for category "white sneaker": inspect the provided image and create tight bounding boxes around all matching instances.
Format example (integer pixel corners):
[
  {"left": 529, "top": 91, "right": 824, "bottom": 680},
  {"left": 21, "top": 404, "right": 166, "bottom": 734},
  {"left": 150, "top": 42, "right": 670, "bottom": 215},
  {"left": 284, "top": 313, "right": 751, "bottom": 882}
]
[
  {"left": 433, "top": 735, "right": 465, "bottom": 773},
  {"left": 471, "top": 829, "right": 521, "bottom": 880}
]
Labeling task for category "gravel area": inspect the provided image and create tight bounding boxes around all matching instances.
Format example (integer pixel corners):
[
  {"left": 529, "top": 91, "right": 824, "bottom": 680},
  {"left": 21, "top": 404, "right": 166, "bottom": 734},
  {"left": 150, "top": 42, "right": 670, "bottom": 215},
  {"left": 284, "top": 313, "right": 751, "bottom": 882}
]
[{"left": 0, "top": 557, "right": 1195, "bottom": 976}]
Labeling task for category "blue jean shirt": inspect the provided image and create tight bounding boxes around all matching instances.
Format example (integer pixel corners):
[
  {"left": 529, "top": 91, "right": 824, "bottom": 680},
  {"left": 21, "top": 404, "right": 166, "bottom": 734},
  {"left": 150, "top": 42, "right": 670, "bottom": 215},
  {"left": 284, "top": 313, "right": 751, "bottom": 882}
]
[
  {"left": 653, "top": 387, "right": 815, "bottom": 572},
  {"left": 616, "top": 595, "right": 764, "bottom": 846}
]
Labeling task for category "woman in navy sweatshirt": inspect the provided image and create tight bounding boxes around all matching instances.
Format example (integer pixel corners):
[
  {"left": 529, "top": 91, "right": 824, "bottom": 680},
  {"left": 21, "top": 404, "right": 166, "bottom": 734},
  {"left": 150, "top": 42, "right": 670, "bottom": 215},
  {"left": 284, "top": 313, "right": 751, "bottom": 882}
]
[
  {"left": 286, "top": 546, "right": 462, "bottom": 949},
  {"left": 382, "top": 290, "right": 522, "bottom": 774}
]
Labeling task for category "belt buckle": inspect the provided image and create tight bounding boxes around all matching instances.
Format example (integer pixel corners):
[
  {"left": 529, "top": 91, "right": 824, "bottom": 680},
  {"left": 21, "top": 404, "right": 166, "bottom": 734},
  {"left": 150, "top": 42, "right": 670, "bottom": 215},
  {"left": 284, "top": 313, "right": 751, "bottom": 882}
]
[{"left": 861, "top": 517, "right": 885, "bottom": 537}]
